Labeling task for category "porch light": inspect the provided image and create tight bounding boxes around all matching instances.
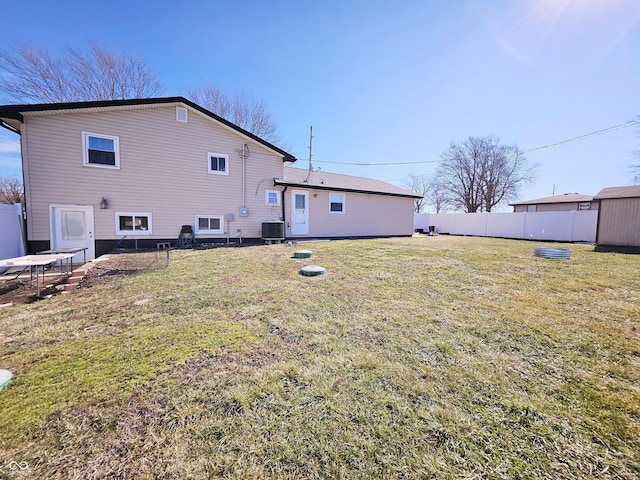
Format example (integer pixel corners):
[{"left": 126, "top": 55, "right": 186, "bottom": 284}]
[{"left": 100, "top": 197, "right": 108, "bottom": 209}]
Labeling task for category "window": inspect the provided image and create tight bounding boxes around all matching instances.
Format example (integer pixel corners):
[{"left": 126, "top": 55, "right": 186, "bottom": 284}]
[
  {"left": 265, "top": 190, "right": 280, "bottom": 206},
  {"left": 578, "top": 202, "right": 591, "bottom": 211},
  {"left": 208, "top": 153, "right": 228, "bottom": 175},
  {"left": 195, "top": 215, "right": 224, "bottom": 234},
  {"left": 83, "top": 132, "right": 120, "bottom": 168},
  {"left": 115, "top": 212, "right": 152, "bottom": 235},
  {"left": 330, "top": 193, "right": 345, "bottom": 213},
  {"left": 176, "top": 107, "right": 188, "bottom": 122},
  {"left": 527, "top": 205, "right": 537, "bottom": 212}
]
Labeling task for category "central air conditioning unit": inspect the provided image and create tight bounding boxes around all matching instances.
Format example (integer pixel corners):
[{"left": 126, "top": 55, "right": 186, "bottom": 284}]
[{"left": 262, "top": 221, "right": 285, "bottom": 242}]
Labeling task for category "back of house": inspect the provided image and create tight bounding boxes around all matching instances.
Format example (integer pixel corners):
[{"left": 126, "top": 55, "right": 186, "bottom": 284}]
[
  {"left": 0, "top": 97, "right": 295, "bottom": 258},
  {"left": 1, "top": 97, "right": 420, "bottom": 260}
]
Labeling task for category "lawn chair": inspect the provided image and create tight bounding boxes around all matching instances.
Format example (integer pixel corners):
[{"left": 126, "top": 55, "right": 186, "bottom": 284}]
[{"left": 175, "top": 225, "right": 199, "bottom": 249}]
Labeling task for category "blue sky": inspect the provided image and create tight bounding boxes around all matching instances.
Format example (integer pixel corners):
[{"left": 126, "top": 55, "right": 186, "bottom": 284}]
[{"left": 1, "top": 0, "right": 639, "bottom": 209}]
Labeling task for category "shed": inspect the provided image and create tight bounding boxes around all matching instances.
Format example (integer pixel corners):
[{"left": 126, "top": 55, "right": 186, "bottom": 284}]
[{"left": 594, "top": 185, "right": 640, "bottom": 252}]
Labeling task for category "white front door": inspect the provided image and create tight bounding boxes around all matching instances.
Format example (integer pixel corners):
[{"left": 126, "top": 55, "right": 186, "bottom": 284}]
[
  {"left": 291, "top": 190, "right": 309, "bottom": 236},
  {"left": 50, "top": 204, "right": 96, "bottom": 261}
]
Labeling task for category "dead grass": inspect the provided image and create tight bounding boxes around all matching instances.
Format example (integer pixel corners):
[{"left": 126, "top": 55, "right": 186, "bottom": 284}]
[{"left": 0, "top": 236, "right": 639, "bottom": 479}]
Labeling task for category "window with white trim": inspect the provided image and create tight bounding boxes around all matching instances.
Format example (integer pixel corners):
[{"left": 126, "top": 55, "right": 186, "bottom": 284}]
[
  {"left": 208, "top": 153, "right": 228, "bottom": 175},
  {"left": 176, "top": 107, "right": 188, "bottom": 122},
  {"left": 115, "top": 212, "right": 152, "bottom": 235},
  {"left": 195, "top": 215, "right": 224, "bottom": 234},
  {"left": 578, "top": 202, "right": 591, "bottom": 211},
  {"left": 527, "top": 205, "right": 537, "bottom": 212},
  {"left": 265, "top": 190, "right": 280, "bottom": 206},
  {"left": 83, "top": 132, "right": 120, "bottom": 168},
  {"left": 330, "top": 193, "right": 345, "bottom": 213}
]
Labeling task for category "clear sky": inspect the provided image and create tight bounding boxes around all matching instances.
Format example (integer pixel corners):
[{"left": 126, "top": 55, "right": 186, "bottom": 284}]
[{"left": 1, "top": 0, "right": 639, "bottom": 210}]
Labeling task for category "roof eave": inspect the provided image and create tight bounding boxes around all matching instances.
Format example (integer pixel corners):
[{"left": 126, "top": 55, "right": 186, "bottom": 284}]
[
  {"left": 274, "top": 179, "right": 423, "bottom": 199},
  {"left": 0, "top": 96, "right": 297, "bottom": 163}
]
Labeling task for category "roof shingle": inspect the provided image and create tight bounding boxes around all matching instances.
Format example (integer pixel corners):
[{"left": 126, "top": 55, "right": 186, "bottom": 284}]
[
  {"left": 276, "top": 168, "right": 422, "bottom": 198},
  {"left": 509, "top": 192, "right": 593, "bottom": 206},
  {"left": 594, "top": 185, "right": 640, "bottom": 199}
]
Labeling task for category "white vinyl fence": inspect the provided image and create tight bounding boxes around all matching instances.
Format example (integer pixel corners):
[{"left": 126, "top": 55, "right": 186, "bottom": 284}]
[
  {"left": 0, "top": 203, "right": 25, "bottom": 270},
  {"left": 414, "top": 210, "right": 597, "bottom": 242}
]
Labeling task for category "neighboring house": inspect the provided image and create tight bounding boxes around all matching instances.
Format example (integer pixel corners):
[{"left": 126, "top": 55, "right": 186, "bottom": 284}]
[
  {"left": 594, "top": 185, "right": 640, "bottom": 252},
  {"left": 509, "top": 193, "right": 596, "bottom": 212},
  {"left": 275, "top": 168, "right": 421, "bottom": 239},
  {"left": 0, "top": 97, "right": 419, "bottom": 261}
]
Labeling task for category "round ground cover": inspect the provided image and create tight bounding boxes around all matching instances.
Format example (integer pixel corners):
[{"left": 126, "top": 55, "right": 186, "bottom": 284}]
[{"left": 299, "top": 265, "right": 326, "bottom": 276}]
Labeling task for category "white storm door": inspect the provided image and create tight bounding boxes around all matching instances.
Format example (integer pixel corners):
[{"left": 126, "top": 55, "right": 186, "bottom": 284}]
[
  {"left": 291, "top": 190, "right": 309, "bottom": 235},
  {"left": 50, "top": 205, "right": 96, "bottom": 261}
]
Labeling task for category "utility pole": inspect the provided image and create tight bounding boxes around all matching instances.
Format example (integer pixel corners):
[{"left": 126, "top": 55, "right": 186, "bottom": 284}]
[{"left": 308, "top": 125, "right": 313, "bottom": 174}]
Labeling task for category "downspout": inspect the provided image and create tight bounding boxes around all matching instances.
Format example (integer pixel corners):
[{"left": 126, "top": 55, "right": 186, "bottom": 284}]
[
  {"left": 281, "top": 183, "right": 288, "bottom": 238},
  {"left": 594, "top": 199, "right": 602, "bottom": 245},
  {"left": 242, "top": 143, "right": 247, "bottom": 207}
]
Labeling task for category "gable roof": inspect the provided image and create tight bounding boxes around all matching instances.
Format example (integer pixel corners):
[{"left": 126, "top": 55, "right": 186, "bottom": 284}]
[
  {"left": 509, "top": 192, "right": 594, "bottom": 206},
  {"left": 0, "top": 96, "right": 297, "bottom": 163},
  {"left": 275, "top": 167, "right": 422, "bottom": 199},
  {"left": 594, "top": 185, "right": 640, "bottom": 200}
]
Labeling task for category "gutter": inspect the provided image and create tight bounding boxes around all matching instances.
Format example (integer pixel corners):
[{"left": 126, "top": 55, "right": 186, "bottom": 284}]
[
  {"left": 273, "top": 179, "right": 422, "bottom": 199},
  {"left": 0, "top": 120, "right": 20, "bottom": 134}
]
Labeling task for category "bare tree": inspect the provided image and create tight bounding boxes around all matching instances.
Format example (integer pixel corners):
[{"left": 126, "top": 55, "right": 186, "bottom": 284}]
[
  {"left": 436, "top": 136, "right": 536, "bottom": 212},
  {"left": 189, "top": 84, "right": 281, "bottom": 144},
  {"left": 0, "top": 176, "right": 24, "bottom": 205},
  {"left": 403, "top": 175, "right": 429, "bottom": 213},
  {"left": 403, "top": 174, "right": 451, "bottom": 213},
  {"left": 0, "top": 44, "right": 163, "bottom": 103},
  {"left": 425, "top": 175, "right": 450, "bottom": 213}
]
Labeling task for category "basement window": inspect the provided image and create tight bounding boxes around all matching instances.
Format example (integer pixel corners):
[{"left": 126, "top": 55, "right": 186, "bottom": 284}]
[
  {"left": 208, "top": 153, "right": 229, "bottom": 175},
  {"left": 330, "top": 193, "right": 345, "bottom": 213},
  {"left": 195, "top": 215, "right": 224, "bottom": 234},
  {"left": 116, "top": 212, "right": 152, "bottom": 235},
  {"left": 83, "top": 132, "right": 120, "bottom": 168}
]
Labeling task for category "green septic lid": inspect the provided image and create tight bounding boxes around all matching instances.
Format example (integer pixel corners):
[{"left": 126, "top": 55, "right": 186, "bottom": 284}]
[
  {"left": 293, "top": 250, "right": 313, "bottom": 259},
  {"left": 299, "top": 265, "right": 326, "bottom": 276},
  {"left": 0, "top": 370, "right": 12, "bottom": 390}
]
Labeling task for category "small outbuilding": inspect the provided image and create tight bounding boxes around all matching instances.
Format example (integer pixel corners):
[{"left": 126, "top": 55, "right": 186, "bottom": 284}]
[{"left": 594, "top": 185, "right": 640, "bottom": 252}]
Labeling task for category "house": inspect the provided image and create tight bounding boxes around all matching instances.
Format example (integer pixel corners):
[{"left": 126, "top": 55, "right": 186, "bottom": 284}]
[
  {"left": 0, "top": 97, "right": 419, "bottom": 261},
  {"left": 594, "top": 185, "right": 640, "bottom": 252},
  {"left": 276, "top": 168, "right": 420, "bottom": 239},
  {"left": 509, "top": 193, "right": 596, "bottom": 212}
]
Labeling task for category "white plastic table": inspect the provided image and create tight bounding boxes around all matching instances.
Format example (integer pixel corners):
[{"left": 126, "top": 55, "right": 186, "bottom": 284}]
[{"left": 0, "top": 254, "right": 75, "bottom": 296}]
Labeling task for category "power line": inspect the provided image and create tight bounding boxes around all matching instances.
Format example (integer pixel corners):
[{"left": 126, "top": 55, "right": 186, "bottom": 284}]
[
  {"left": 521, "top": 120, "right": 639, "bottom": 153},
  {"left": 300, "top": 120, "right": 639, "bottom": 166}
]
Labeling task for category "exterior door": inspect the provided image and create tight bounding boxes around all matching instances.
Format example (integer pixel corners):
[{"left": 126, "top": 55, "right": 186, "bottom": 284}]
[
  {"left": 50, "top": 205, "right": 96, "bottom": 261},
  {"left": 291, "top": 190, "right": 309, "bottom": 235}
]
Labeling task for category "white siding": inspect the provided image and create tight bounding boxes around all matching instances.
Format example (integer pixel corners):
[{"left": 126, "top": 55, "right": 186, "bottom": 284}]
[
  {"left": 284, "top": 189, "right": 414, "bottom": 238},
  {"left": 22, "top": 106, "right": 285, "bottom": 241}
]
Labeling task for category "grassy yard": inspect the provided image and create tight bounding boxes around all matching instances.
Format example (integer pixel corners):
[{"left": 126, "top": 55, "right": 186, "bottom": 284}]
[{"left": 0, "top": 236, "right": 639, "bottom": 479}]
